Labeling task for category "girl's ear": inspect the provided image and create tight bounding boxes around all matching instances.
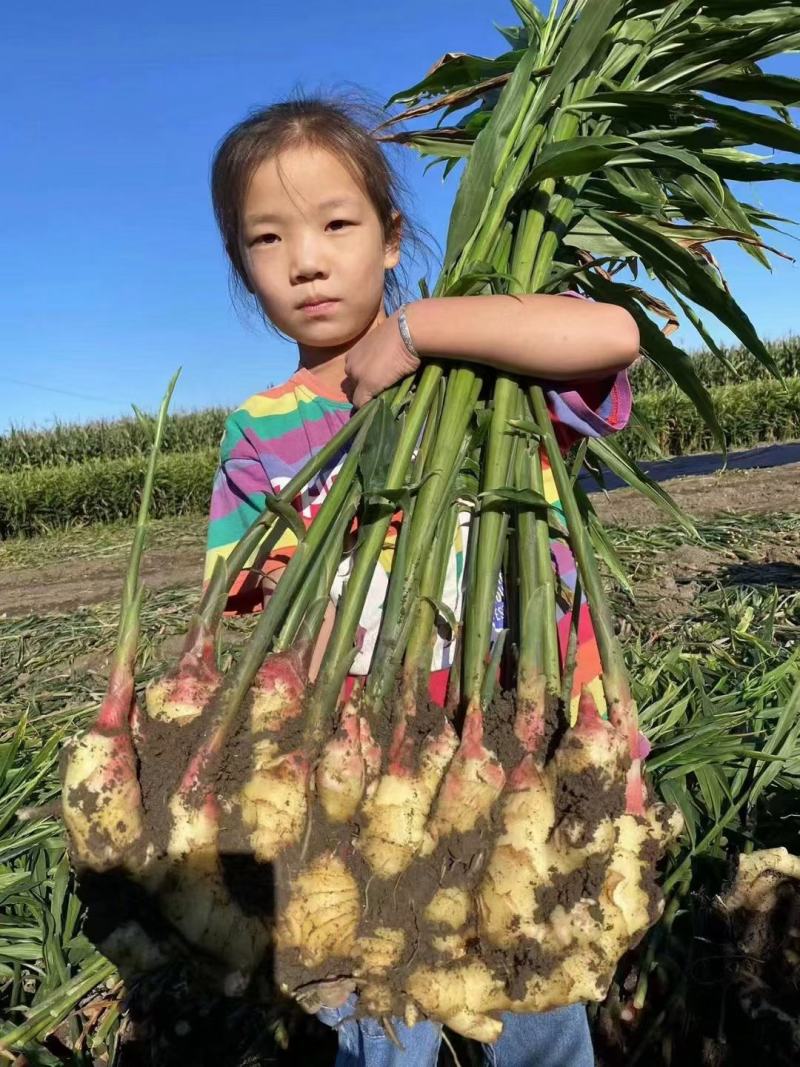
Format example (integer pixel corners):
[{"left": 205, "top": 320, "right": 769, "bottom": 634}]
[{"left": 384, "top": 211, "right": 403, "bottom": 271}]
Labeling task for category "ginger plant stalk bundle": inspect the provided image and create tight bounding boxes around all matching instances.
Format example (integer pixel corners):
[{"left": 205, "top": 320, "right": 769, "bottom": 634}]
[{"left": 61, "top": 0, "right": 800, "bottom": 1043}]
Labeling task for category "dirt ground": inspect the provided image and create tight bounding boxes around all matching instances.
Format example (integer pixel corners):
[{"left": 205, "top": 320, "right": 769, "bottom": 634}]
[
  {"left": 0, "top": 548, "right": 203, "bottom": 618},
  {"left": 0, "top": 461, "right": 798, "bottom": 619},
  {"left": 590, "top": 457, "right": 800, "bottom": 528}
]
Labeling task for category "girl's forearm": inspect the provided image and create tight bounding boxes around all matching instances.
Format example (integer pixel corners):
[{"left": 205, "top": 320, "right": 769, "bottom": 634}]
[
  {"left": 308, "top": 601, "right": 336, "bottom": 684},
  {"left": 403, "top": 294, "right": 640, "bottom": 381},
  {"left": 262, "top": 566, "right": 334, "bottom": 683}
]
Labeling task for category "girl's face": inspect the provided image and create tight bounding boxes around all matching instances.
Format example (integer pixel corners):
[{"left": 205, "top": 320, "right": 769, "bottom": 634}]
[{"left": 239, "top": 143, "right": 400, "bottom": 349}]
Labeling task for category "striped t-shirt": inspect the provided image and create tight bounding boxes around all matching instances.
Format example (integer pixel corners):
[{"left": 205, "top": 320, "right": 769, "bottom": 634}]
[{"left": 205, "top": 361, "right": 631, "bottom": 720}]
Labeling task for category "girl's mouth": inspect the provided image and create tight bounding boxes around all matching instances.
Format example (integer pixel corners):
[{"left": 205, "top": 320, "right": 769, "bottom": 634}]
[{"left": 301, "top": 300, "right": 339, "bottom": 316}]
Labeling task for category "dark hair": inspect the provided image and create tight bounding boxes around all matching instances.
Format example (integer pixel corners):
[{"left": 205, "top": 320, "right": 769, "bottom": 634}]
[{"left": 210, "top": 88, "right": 438, "bottom": 335}]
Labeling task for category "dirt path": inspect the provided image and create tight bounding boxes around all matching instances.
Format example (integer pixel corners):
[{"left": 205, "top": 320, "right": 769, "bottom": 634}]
[
  {"left": 0, "top": 550, "right": 203, "bottom": 618},
  {"left": 1, "top": 462, "right": 798, "bottom": 618},
  {"left": 590, "top": 457, "right": 800, "bottom": 528}
]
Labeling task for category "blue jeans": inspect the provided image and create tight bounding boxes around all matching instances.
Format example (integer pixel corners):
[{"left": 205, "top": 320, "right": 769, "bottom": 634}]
[{"left": 318, "top": 996, "right": 593, "bottom": 1067}]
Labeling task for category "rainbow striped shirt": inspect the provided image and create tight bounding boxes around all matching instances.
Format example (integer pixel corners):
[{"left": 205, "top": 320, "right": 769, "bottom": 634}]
[{"left": 205, "top": 358, "right": 631, "bottom": 719}]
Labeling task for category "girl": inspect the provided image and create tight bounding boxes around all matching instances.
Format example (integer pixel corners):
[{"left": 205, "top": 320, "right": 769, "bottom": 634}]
[{"left": 205, "top": 95, "right": 638, "bottom": 1067}]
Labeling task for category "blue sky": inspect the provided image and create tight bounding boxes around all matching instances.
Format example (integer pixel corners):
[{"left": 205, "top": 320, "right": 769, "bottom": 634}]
[{"left": 2, "top": 1, "right": 798, "bottom": 431}]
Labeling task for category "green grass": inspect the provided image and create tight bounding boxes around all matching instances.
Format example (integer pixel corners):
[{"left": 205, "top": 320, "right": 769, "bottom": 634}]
[{"left": 0, "top": 512, "right": 798, "bottom": 1062}]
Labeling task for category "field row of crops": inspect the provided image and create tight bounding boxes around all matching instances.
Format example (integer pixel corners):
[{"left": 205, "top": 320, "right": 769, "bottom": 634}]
[
  {"left": 0, "top": 451, "right": 217, "bottom": 538},
  {"left": 1, "top": 335, "right": 798, "bottom": 474},
  {"left": 0, "top": 376, "right": 798, "bottom": 539},
  {"left": 628, "top": 332, "right": 800, "bottom": 393}
]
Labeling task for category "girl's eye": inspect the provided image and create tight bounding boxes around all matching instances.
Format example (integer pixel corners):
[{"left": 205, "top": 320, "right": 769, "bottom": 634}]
[{"left": 254, "top": 220, "right": 352, "bottom": 245}]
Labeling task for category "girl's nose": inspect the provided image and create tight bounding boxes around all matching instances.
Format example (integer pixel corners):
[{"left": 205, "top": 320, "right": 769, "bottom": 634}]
[{"left": 289, "top": 234, "right": 329, "bottom": 284}]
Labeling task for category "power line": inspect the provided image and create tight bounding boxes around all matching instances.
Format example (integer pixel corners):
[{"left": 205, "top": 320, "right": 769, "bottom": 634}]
[{"left": 0, "top": 375, "right": 121, "bottom": 405}]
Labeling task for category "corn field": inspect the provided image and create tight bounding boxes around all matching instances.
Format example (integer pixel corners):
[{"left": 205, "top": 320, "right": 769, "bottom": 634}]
[
  {"left": 0, "top": 372, "right": 798, "bottom": 539},
  {"left": 0, "top": 409, "right": 228, "bottom": 472},
  {"left": 1, "top": 335, "right": 799, "bottom": 474}
]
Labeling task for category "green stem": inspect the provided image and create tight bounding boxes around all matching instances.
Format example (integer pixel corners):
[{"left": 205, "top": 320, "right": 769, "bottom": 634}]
[
  {"left": 274, "top": 481, "right": 361, "bottom": 653},
  {"left": 112, "top": 370, "right": 180, "bottom": 673},
  {"left": 379, "top": 453, "right": 467, "bottom": 708},
  {"left": 401, "top": 496, "right": 461, "bottom": 684},
  {"left": 364, "top": 376, "right": 444, "bottom": 691},
  {"left": 363, "top": 370, "right": 482, "bottom": 709},
  {"left": 465, "top": 123, "right": 549, "bottom": 270},
  {"left": 560, "top": 572, "right": 582, "bottom": 713},
  {"left": 528, "top": 385, "right": 633, "bottom": 728},
  {"left": 515, "top": 433, "right": 560, "bottom": 695},
  {"left": 462, "top": 375, "right": 520, "bottom": 702},
  {"left": 305, "top": 366, "right": 442, "bottom": 738}
]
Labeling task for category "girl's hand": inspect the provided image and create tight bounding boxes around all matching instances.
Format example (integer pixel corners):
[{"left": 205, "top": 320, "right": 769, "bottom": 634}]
[{"left": 344, "top": 311, "right": 420, "bottom": 408}]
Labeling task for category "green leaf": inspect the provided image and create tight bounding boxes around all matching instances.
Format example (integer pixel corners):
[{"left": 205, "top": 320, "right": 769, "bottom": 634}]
[
  {"left": 627, "top": 404, "right": 667, "bottom": 457},
  {"left": 589, "top": 210, "right": 780, "bottom": 378},
  {"left": 0, "top": 942, "right": 44, "bottom": 962},
  {"left": 443, "top": 265, "right": 520, "bottom": 296},
  {"left": 638, "top": 144, "right": 726, "bottom": 205},
  {"left": 524, "top": 0, "right": 625, "bottom": 132},
  {"left": 517, "top": 136, "right": 641, "bottom": 189},
  {"left": 386, "top": 51, "right": 520, "bottom": 108},
  {"left": 562, "top": 217, "right": 635, "bottom": 257},
  {"left": 390, "top": 132, "right": 472, "bottom": 160},
  {"left": 662, "top": 285, "right": 743, "bottom": 378},
  {"left": 564, "top": 88, "right": 698, "bottom": 120},
  {"left": 579, "top": 273, "right": 727, "bottom": 457},
  {"left": 495, "top": 23, "right": 530, "bottom": 50},
  {"left": 603, "top": 165, "right": 667, "bottom": 210},
  {"left": 702, "top": 152, "right": 800, "bottom": 183},
  {"left": 585, "top": 435, "right": 698, "bottom": 536},
  {"left": 481, "top": 629, "right": 508, "bottom": 708},
  {"left": 508, "top": 417, "right": 546, "bottom": 439},
  {"left": 570, "top": 481, "right": 633, "bottom": 594},
  {"left": 264, "top": 496, "right": 306, "bottom": 542},
  {"left": 700, "top": 98, "right": 800, "bottom": 155},
  {"left": 510, "top": 0, "right": 545, "bottom": 36},
  {"left": 569, "top": 438, "right": 589, "bottom": 483},
  {"left": 421, "top": 595, "right": 458, "bottom": 638},
  {"left": 357, "top": 396, "right": 399, "bottom": 493},
  {"left": 470, "top": 408, "right": 494, "bottom": 450},
  {"left": 0, "top": 714, "right": 26, "bottom": 790},
  {"left": 0, "top": 870, "right": 36, "bottom": 901},
  {"left": 444, "top": 43, "right": 539, "bottom": 268},
  {"left": 747, "top": 679, "right": 800, "bottom": 808},
  {"left": 478, "top": 485, "right": 550, "bottom": 510},
  {"left": 703, "top": 71, "right": 800, "bottom": 108}
]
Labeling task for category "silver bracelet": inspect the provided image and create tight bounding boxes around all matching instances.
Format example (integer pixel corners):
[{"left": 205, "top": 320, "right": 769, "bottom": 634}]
[{"left": 397, "top": 303, "right": 420, "bottom": 361}]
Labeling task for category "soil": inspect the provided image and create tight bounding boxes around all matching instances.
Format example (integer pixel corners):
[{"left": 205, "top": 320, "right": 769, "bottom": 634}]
[
  {"left": 1, "top": 461, "right": 798, "bottom": 620},
  {"left": 0, "top": 548, "right": 202, "bottom": 617},
  {"left": 589, "top": 457, "right": 800, "bottom": 528},
  {"left": 593, "top": 862, "right": 800, "bottom": 1067}
]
